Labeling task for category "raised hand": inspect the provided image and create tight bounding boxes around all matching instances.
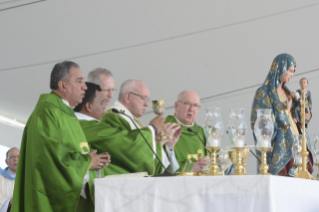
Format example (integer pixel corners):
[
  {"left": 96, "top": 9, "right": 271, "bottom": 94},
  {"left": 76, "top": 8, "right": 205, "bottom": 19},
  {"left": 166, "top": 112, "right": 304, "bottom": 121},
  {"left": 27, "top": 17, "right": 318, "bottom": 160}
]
[{"left": 161, "top": 123, "right": 182, "bottom": 149}]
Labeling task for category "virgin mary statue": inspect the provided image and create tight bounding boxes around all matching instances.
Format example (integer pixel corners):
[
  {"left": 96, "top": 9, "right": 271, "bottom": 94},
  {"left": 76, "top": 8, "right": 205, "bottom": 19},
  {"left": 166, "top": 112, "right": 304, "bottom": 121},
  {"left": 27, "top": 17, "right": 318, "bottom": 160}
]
[{"left": 250, "top": 53, "right": 313, "bottom": 176}]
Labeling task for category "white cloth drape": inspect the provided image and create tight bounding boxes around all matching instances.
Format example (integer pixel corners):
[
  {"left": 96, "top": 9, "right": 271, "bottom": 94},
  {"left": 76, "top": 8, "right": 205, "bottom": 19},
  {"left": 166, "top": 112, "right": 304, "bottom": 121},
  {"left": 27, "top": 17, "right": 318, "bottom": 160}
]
[{"left": 94, "top": 175, "right": 319, "bottom": 212}]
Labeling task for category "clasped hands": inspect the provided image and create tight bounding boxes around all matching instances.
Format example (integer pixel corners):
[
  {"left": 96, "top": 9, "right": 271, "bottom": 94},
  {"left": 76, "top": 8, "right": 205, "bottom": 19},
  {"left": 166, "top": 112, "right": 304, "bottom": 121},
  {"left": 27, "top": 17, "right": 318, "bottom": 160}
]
[{"left": 89, "top": 150, "right": 111, "bottom": 170}]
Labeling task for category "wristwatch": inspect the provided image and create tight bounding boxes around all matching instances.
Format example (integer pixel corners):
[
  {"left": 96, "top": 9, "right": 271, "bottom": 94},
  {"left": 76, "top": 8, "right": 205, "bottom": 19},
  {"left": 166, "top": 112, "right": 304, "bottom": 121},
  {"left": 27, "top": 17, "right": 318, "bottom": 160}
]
[{"left": 149, "top": 124, "right": 158, "bottom": 134}]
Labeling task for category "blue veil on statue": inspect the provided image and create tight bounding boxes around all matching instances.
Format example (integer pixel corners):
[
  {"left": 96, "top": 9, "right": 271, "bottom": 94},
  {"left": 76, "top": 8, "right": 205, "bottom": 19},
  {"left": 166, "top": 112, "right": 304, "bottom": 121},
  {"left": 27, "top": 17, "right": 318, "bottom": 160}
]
[{"left": 250, "top": 53, "right": 312, "bottom": 176}]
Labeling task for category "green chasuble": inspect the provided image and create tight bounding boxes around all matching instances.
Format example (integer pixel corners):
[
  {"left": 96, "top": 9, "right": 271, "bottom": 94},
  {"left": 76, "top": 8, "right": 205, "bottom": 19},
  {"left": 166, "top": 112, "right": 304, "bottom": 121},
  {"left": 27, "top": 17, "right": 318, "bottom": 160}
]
[
  {"left": 11, "top": 92, "right": 95, "bottom": 212},
  {"left": 99, "top": 110, "right": 163, "bottom": 176},
  {"left": 165, "top": 115, "right": 209, "bottom": 172}
]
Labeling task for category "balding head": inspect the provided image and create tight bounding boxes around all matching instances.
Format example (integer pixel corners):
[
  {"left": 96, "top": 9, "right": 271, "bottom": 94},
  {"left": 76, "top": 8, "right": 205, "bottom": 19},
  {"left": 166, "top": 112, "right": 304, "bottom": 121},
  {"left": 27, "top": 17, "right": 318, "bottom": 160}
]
[
  {"left": 174, "top": 91, "right": 200, "bottom": 125},
  {"left": 5, "top": 147, "right": 20, "bottom": 173},
  {"left": 118, "top": 79, "right": 150, "bottom": 118}
]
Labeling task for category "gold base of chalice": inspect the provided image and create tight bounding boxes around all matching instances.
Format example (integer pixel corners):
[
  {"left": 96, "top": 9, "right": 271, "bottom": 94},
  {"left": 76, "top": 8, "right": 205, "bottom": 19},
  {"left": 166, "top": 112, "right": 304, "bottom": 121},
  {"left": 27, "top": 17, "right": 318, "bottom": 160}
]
[
  {"left": 231, "top": 147, "right": 246, "bottom": 175},
  {"left": 256, "top": 147, "right": 271, "bottom": 175},
  {"left": 155, "top": 131, "right": 172, "bottom": 140},
  {"left": 200, "top": 146, "right": 222, "bottom": 176}
]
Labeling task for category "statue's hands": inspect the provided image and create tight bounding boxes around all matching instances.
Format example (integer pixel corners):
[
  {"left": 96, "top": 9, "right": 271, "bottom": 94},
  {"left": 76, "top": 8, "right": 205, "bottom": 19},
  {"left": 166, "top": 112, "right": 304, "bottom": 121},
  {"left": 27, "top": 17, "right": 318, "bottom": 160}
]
[
  {"left": 192, "top": 156, "right": 210, "bottom": 172},
  {"left": 305, "top": 107, "right": 311, "bottom": 121},
  {"left": 286, "top": 96, "right": 292, "bottom": 111}
]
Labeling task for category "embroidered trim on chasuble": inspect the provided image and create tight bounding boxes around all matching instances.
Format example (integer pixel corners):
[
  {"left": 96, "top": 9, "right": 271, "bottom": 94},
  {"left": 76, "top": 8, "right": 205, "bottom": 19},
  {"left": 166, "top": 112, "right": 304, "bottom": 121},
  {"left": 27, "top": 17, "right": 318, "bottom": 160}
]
[{"left": 80, "top": 142, "right": 90, "bottom": 154}]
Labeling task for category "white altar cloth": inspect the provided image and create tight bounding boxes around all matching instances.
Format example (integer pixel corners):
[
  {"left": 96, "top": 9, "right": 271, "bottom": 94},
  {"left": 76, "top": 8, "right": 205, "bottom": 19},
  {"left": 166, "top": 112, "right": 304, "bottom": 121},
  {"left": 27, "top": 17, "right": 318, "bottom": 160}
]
[{"left": 94, "top": 175, "right": 319, "bottom": 212}]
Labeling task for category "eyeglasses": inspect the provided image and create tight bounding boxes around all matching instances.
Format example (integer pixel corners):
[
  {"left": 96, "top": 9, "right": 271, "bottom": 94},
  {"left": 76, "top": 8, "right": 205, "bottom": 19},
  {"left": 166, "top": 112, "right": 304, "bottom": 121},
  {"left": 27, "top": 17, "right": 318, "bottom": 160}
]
[
  {"left": 129, "top": 92, "right": 150, "bottom": 103},
  {"left": 7, "top": 155, "right": 19, "bottom": 160},
  {"left": 102, "top": 88, "right": 118, "bottom": 94},
  {"left": 178, "top": 101, "right": 200, "bottom": 109}
]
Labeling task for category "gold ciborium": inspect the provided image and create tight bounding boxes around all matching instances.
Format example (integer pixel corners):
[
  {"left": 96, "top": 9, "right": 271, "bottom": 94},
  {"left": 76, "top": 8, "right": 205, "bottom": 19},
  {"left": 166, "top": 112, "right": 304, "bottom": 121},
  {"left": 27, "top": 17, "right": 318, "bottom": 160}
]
[
  {"left": 256, "top": 147, "right": 271, "bottom": 175},
  {"left": 200, "top": 146, "right": 222, "bottom": 176},
  {"left": 152, "top": 100, "right": 170, "bottom": 140}
]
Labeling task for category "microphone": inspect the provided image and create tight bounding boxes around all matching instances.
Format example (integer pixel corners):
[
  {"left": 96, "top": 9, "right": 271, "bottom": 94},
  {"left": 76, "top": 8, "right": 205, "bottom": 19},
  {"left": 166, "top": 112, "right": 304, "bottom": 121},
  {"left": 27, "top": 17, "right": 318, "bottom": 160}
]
[
  {"left": 111, "top": 108, "right": 174, "bottom": 177},
  {"left": 187, "top": 128, "right": 206, "bottom": 147},
  {"left": 245, "top": 145, "right": 261, "bottom": 163}
]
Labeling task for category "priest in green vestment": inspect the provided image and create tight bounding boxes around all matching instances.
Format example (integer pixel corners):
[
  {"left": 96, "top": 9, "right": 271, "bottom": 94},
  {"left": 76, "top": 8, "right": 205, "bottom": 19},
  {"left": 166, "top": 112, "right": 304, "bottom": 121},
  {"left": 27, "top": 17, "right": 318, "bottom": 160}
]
[
  {"left": 11, "top": 62, "right": 109, "bottom": 212},
  {"left": 74, "top": 82, "right": 181, "bottom": 176},
  {"left": 101, "top": 79, "right": 182, "bottom": 175},
  {"left": 165, "top": 91, "right": 211, "bottom": 172}
]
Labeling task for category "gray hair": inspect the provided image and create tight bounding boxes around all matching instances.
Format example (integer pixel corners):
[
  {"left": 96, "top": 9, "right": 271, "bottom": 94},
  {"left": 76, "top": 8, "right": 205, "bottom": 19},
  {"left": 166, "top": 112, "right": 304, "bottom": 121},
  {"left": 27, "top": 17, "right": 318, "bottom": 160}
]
[
  {"left": 50, "top": 61, "right": 79, "bottom": 90},
  {"left": 6, "top": 147, "right": 19, "bottom": 159},
  {"left": 87, "top": 68, "right": 113, "bottom": 86},
  {"left": 118, "top": 79, "right": 142, "bottom": 101}
]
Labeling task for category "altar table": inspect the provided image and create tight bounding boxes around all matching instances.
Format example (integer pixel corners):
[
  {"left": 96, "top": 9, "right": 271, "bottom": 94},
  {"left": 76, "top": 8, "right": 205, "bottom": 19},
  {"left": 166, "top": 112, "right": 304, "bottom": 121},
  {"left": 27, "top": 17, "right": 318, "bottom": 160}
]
[{"left": 94, "top": 175, "right": 319, "bottom": 212}]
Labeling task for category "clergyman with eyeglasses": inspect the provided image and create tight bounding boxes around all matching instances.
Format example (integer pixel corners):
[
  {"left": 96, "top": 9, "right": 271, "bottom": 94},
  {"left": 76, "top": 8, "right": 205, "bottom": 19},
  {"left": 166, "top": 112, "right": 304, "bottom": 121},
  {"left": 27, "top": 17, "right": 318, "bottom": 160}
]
[
  {"left": 101, "top": 79, "right": 182, "bottom": 176},
  {"left": 0, "top": 147, "right": 19, "bottom": 211},
  {"left": 165, "top": 91, "right": 211, "bottom": 173},
  {"left": 87, "top": 68, "right": 117, "bottom": 107}
]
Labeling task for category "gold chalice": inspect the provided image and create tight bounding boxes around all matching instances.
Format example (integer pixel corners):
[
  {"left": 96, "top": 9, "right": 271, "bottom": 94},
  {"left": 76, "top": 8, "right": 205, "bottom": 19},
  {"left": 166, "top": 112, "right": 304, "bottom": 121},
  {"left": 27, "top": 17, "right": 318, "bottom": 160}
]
[
  {"left": 152, "top": 100, "right": 170, "bottom": 140},
  {"left": 152, "top": 100, "right": 165, "bottom": 115}
]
